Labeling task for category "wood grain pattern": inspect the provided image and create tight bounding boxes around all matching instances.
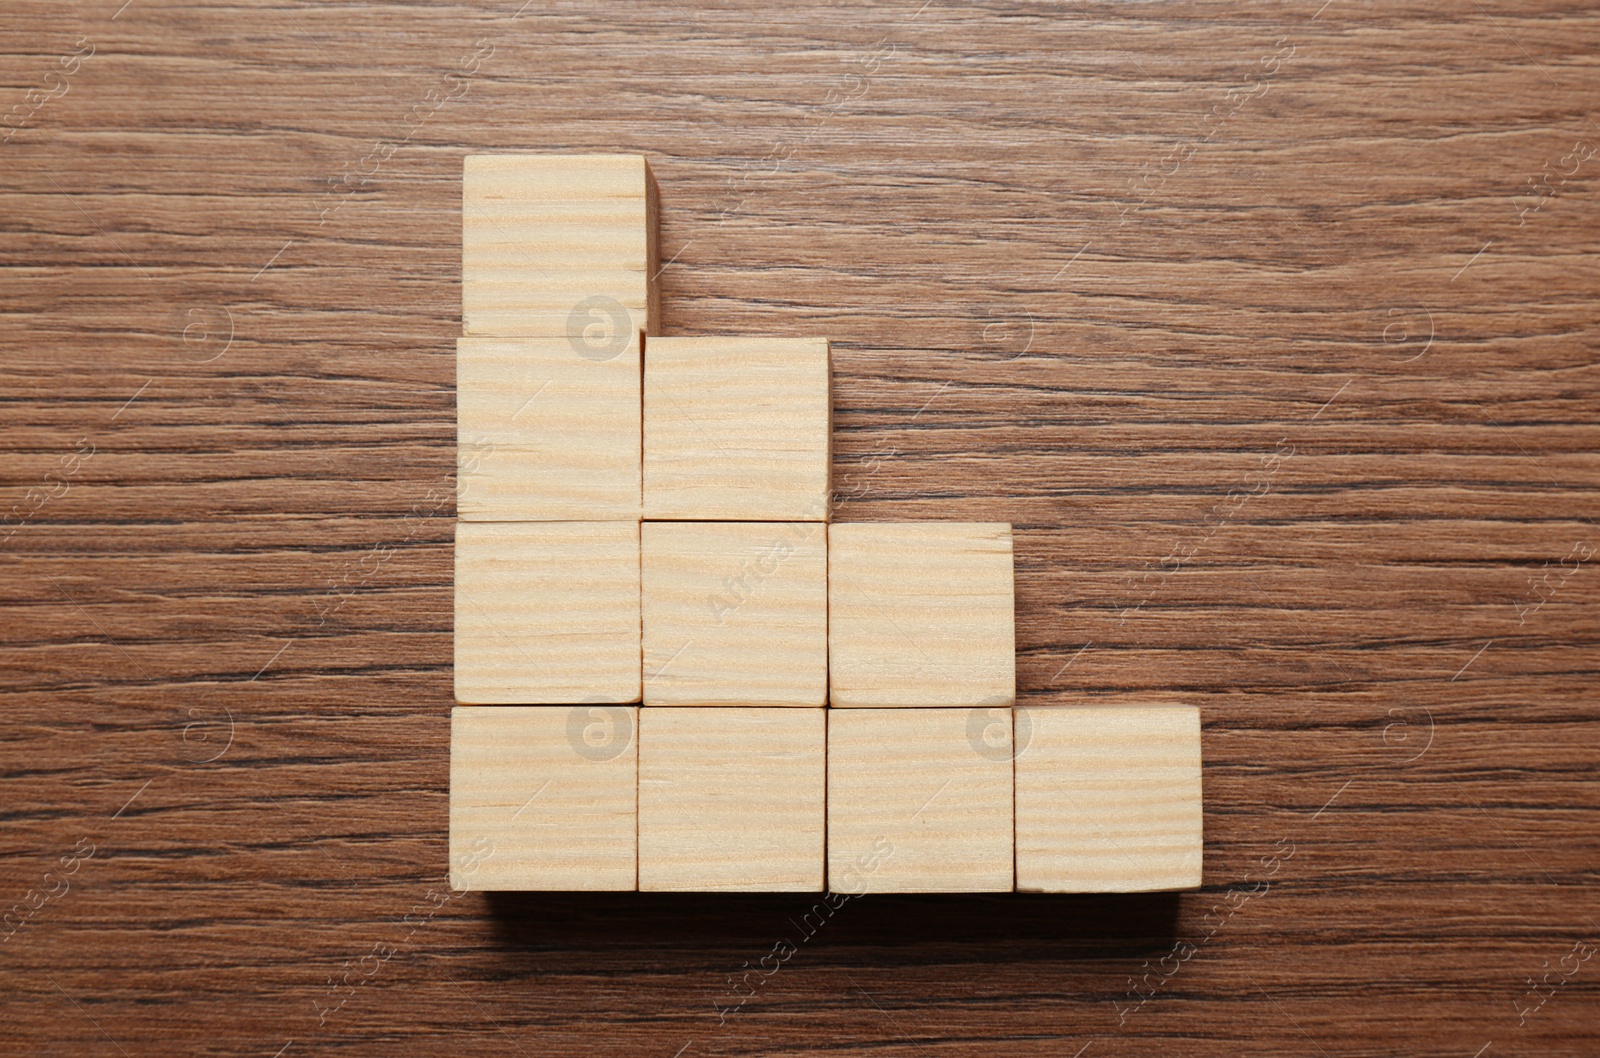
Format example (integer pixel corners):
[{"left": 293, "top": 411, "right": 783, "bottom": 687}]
[
  {"left": 638, "top": 707, "right": 825, "bottom": 892},
  {"left": 462, "top": 153, "right": 658, "bottom": 338},
  {"left": 3, "top": 0, "right": 1599, "bottom": 1053},
  {"left": 643, "top": 336, "right": 832, "bottom": 520},
  {"left": 642, "top": 520, "right": 828, "bottom": 706},
  {"left": 827, "top": 708, "right": 1014, "bottom": 893},
  {"left": 456, "top": 334, "right": 642, "bottom": 519},
  {"left": 454, "top": 520, "right": 640, "bottom": 703},
  {"left": 450, "top": 705, "right": 637, "bottom": 891},
  {"left": 828, "top": 521, "right": 1017, "bottom": 706},
  {"left": 1015, "top": 705, "right": 1204, "bottom": 893}
]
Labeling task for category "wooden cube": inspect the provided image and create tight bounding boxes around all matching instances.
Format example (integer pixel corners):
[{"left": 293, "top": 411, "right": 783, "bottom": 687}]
[
  {"left": 1015, "top": 705, "right": 1203, "bottom": 893},
  {"left": 454, "top": 521, "right": 640, "bottom": 704},
  {"left": 638, "top": 708, "right": 825, "bottom": 891},
  {"left": 457, "top": 334, "right": 640, "bottom": 520},
  {"left": 826, "top": 709, "right": 1013, "bottom": 893},
  {"left": 450, "top": 706, "right": 637, "bottom": 890},
  {"left": 462, "top": 153, "right": 658, "bottom": 338},
  {"left": 828, "top": 522, "right": 1015, "bottom": 707},
  {"left": 643, "top": 336, "right": 831, "bottom": 521},
  {"left": 641, "top": 521, "right": 826, "bottom": 706}
]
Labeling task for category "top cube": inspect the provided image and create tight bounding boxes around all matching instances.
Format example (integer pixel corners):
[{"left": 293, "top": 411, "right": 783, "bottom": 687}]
[
  {"left": 462, "top": 154, "right": 659, "bottom": 339},
  {"left": 644, "top": 336, "right": 832, "bottom": 521}
]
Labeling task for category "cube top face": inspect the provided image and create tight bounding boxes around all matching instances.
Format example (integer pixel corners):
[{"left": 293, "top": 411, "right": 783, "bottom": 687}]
[
  {"left": 827, "top": 708, "right": 1013, "bottom": 893},
  {"left": 462, "top": 153, "right": 658, "bottom": 339},
  {"left": 465, "top": 153, "right": 648, "bottom": 194},
  {"left": 457, "top": 335, "right": 641, "bottom": 520},
  {"left": 828, "top": 522, "right": 1016, "bottom": 707},
  {"left": 643, "top": 336, "right": 831, "bottom": 522},
  {"left": 454, "top": 521, "right": 640, "bottom": 704},
  {"left": 638, "top": 708, "right": 825, "bottom": 892},
  {"left": 1015, "top": 705, "right": 1203, "bottom": 893},
  {"left": 450, "top": 706, "right": 637, "bottom": 891},
  {"left": 642, "top": 521, "right": 827, "bottom": 706}
]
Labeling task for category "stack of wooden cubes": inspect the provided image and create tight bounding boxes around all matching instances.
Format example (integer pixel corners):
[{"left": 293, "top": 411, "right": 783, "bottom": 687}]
[{"left": 450, "top": 154, "right": 1203, "bottom": 893}]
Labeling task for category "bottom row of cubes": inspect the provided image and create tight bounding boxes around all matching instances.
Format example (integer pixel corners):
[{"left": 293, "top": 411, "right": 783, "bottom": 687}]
[{"left": 449, "top": 705, "right": 1202, "bottom": 893}]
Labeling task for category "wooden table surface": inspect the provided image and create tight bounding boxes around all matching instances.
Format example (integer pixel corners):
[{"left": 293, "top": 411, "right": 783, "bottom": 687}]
[{"left": 3, "top": 1, "right": 1597, "bottom": 1054}]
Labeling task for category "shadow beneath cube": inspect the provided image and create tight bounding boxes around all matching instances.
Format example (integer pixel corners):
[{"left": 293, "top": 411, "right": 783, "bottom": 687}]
[{"left": 480, "top": 889, "right": 1183, "bottom": 959}]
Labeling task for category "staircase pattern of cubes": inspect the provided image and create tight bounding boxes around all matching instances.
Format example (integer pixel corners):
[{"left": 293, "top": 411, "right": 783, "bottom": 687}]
[{"left": 450, "top": 154, "right": 1204, "bottom": 893}]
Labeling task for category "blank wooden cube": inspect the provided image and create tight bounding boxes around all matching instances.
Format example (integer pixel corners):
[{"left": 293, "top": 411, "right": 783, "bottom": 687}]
[
  {"left": 462, "top": 153, "right": 658, "bottom": 338},
  {"left": 457, "top": 334, "right": 640, "bottom": 520},
  {"left": 642, "top": 521, "right": 826, "bottom": 706},
  {"left": 450, "top": 706, "right": 636, "bottom": 890},
  {"left": 826, "top": 709, "right": 1013, "bottom": 893},
  {"left": 828, "top": 522, "right": 1015, "bottom": 707},
  {"left": 643, "top": 336, "right": 830, "bottom": 521},
  {"left": 1015, "top": 705, "right": 1203, "bottom": 893},
  {"left": 454, "top": 521, "right": 639, "bottom": 704},
  {"left": 638, "top": 708, "right": 824, "bottom": 891}
]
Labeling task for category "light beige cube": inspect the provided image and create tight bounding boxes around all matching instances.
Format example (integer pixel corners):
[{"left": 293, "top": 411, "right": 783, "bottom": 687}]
[
  {"left": 643, "top": 336, "right": 831, "bottom": 521},
  {"left": 826, "top": 708, "right": 1013, "bottom": 893},
  {"left": 462, "top": 153, "right": 658, "bottom": 338},
  {"left": 638, "top": 708, "right": 825, "bottom": 891},
  {"left": 450, "top": 706, "right": 637, "bottom": 891},
  {"left": 454, "top": 521, "right": 640, "bottom": 704},
  {"left": 456, "top": 334, "right": 640, "bottom": 520},
  {"left": 1015, "top": 705, "right": 1203, "bottom": 893},
  {"left": 828, "top": 522, "right": 1015, "bottom": 707},
  {"left": 642, "top": 521, "right": 826, "bottom": 706}
]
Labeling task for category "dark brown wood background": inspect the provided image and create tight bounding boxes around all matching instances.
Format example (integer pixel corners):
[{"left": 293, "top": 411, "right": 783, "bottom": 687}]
[{"left": 3, "top": 0, "right": 1597, "bottom": 1054}]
